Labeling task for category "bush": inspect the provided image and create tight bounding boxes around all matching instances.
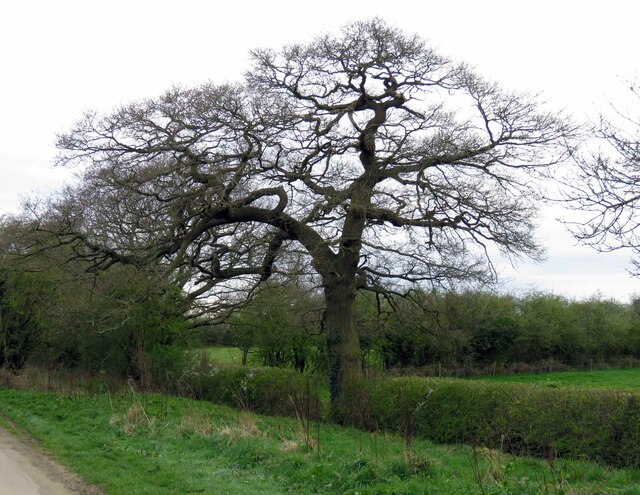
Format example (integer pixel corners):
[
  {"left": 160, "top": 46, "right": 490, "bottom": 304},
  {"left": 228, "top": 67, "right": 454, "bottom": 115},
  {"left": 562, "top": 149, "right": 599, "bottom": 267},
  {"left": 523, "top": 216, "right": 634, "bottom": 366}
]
[
  {"left": 336, "top": 376, "right": 640, "bottom": 468},
  {"left": 178, "top": 357, "right": 323, "bottom": 420}
]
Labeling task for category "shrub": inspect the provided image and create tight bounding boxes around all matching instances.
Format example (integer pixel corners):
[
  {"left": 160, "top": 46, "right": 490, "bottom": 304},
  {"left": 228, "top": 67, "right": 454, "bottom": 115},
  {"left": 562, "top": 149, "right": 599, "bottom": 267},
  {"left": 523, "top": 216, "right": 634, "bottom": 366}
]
[
  {"left": 336, "top": 376, "right": 640, "bottom": 468},
  {"left": 178, "top": 359, "right": 323, "bottom": 420}
]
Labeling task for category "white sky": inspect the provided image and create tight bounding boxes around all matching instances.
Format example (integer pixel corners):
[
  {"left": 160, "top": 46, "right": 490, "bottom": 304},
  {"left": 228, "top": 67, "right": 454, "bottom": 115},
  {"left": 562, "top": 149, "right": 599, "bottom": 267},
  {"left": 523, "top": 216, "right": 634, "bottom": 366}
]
[{"left": 1, "top": 0, "right": 640, "bottom": 301}]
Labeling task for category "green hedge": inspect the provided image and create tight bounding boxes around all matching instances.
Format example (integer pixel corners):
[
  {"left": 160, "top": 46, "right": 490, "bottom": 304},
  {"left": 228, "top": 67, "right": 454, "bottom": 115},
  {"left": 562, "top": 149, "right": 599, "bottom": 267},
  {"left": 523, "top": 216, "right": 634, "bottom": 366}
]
[
  {"left": 336, "top": 377, "right": 640, "bottom": 468},
  {"left": 178, "top": 364, "right": 324, "bottom": 420},
  {"left": 176, "top": 360, "right": 640, "bottom": 468}
]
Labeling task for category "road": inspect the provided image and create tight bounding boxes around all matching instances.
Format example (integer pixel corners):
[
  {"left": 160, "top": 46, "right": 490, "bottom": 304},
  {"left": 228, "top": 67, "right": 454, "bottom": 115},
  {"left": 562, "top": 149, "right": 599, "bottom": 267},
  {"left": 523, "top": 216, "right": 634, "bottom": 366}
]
[{"left": 0, "top": 425, "right": 92, "bottom": 495}]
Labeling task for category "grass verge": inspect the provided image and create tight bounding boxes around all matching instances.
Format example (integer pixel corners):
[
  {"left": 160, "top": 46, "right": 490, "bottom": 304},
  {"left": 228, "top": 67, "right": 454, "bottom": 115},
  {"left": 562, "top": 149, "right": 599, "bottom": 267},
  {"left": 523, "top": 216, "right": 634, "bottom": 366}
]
[{"left": 0, "top": 387, "right": 639, "bottom": 494}]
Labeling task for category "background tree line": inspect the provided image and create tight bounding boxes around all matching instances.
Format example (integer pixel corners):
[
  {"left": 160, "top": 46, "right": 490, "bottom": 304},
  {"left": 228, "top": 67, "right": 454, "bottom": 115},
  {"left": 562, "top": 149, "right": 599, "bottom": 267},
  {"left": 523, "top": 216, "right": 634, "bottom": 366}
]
[
  {"left": 205, "top": 283, "right": 640, "bottom": 374},
  {"left": 4, "top": 220, "right": 640, "bottom": 379}
]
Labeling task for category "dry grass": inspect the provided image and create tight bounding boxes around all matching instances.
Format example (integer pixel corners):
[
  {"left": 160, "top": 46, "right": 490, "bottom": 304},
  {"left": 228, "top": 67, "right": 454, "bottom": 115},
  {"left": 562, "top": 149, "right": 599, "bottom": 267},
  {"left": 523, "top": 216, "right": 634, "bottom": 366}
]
[
  {"left": 475, "top": 447, "right": 505, "bottom": 483},
  {"left": 0, "top": 368, "right": 26, "bottom": 389},
  {"left": 272, "top": 416, "right": 319, "bottom": 453},
  {"left": 109, "top": 403, "right": 154, "bottom": 435},
  {"left": 178, "top": 413, "right": 215, "bottom": 437},
  {"left": 279, "top": 439, "right": 299, "bottom": 453},
  {"left": 219, "top": 413, "right": 264, "bottom": 442}
]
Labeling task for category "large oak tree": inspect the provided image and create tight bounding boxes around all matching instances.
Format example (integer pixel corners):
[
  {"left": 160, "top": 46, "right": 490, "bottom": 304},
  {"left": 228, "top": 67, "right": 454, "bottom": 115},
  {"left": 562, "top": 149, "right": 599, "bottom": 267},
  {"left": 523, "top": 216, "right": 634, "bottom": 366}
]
[{"left": 43, "top": 20, "right": 573, "bottom": 403}]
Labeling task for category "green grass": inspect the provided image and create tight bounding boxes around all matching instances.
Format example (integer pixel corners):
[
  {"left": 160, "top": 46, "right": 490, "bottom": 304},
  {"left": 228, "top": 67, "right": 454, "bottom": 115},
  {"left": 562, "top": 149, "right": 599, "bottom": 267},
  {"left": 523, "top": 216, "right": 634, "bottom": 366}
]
[
  {"left": 1, "top": 387, "right": 640, "bottom": 494},
  {"left": 203, "top": 346, "right": 246, "bottom": 365},
  {"left": 473, "top": 367, "right": 640, "bottom": 391}
]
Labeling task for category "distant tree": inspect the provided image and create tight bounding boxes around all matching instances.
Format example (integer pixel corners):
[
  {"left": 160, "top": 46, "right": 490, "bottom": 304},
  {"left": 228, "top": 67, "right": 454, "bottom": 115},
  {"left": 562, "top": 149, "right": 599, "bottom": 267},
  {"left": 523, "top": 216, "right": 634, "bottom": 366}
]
[
  {"left": 516, "top": 293, "right": 571, "bottom": 362},
  {"left": 570, "top": 297, "right": 633, "bottom": 362},
  {"left": 206, "top": 319, "right": 256, "bottom": 367},
  {"left": 35, "top": 19, "right": 573, "bottom": 406},
  {"left": 456, "top": 291, "right": 520, "bottom": 364},
  {"left": 226, "top": 283, "right": 324, "bottom": 371}
]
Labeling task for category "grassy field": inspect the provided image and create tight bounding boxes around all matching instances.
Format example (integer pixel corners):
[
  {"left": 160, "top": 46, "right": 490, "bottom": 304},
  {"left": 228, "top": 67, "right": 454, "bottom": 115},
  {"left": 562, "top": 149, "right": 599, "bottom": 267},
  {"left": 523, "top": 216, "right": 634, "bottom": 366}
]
[
  {"left": 204, "top": 346, "right": 640, "bottom": 390},
  {"left": 473, "top": 367, "right": 640, "bottom": 391},
  {"left": 205, "top": 346, "right": 246, "bottom": 365},
  {"left": 0, "top": 387, "right": 640, "bottom": 494},
  {"left": 203, "top": 346, "right": 383, "bottom": 369}
]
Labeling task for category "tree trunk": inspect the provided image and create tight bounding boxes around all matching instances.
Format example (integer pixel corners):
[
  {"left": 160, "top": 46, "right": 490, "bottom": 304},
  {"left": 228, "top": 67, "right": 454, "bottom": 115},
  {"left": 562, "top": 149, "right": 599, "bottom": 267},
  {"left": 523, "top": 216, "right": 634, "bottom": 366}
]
[
  {"left": 324, "top": 282, "right": 363, "bottom": 407},
  {"left": 241, "top": 348, "right": 248, "bottom": 366}
]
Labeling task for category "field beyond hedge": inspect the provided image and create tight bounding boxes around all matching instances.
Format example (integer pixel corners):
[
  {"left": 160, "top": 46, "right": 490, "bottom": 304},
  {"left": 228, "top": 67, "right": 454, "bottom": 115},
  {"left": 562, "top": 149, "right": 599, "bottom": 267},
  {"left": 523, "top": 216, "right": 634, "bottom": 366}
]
[
  {"left": 1, "top": 387, "right": 640, "bottom": 495},
  {"left": 474, "top": 367, "right": 640, "bottom": 391}
]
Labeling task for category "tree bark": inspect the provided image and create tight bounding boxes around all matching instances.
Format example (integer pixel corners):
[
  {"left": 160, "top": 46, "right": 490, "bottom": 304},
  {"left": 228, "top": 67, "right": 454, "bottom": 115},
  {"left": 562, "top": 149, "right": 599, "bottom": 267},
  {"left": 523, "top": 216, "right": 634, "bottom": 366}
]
[{"left": 324, "top": 281, "right": 363, "bottom": 407}]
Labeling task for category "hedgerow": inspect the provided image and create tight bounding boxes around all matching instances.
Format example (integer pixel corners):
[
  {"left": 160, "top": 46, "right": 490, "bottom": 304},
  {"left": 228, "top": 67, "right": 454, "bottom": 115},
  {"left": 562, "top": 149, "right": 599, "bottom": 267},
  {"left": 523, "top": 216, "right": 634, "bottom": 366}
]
[
  {"left": 336, "top": 377, "right": 640, "bottom": 468},
  {"left": 177, "top": 360, "right": 324, "bottom": 420},
  {"left": 164, "top": 358, "right": 640, "bottom": 468}
]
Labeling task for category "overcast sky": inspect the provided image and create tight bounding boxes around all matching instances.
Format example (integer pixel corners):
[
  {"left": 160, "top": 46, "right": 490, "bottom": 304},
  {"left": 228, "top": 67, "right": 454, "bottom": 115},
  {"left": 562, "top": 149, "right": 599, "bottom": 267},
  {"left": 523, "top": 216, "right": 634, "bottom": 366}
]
[{"left": 1, "top": 0, "right": 640, "bottom": 301}]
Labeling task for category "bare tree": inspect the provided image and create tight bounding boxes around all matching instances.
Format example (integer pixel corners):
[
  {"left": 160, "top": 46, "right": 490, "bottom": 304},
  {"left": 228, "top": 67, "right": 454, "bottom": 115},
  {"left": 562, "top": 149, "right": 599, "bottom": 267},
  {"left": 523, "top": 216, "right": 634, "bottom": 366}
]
[
  {"left": 41, "top": 19, "right": 573, "bottom": 405},
  {"left": 567, "top": 84, "right": 640, "bottom": 273}
]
